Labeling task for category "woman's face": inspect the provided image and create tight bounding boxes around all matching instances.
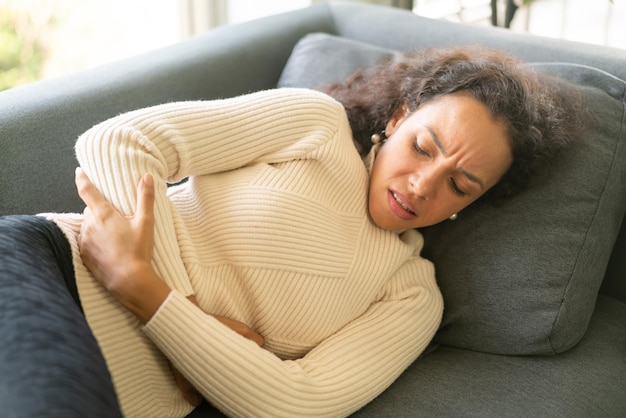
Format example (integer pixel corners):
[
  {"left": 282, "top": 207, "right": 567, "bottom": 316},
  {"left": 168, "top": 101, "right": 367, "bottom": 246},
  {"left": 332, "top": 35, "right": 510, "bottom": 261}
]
[{"left": 368, "top": 93, "right": 513, "bottom": 231}]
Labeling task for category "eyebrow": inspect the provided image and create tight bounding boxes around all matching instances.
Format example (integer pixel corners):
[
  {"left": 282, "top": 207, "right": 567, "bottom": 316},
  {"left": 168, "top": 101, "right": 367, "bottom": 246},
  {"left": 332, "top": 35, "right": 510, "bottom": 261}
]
[{"left": 424, "top": 125, "right": 485, "bottom": 191}]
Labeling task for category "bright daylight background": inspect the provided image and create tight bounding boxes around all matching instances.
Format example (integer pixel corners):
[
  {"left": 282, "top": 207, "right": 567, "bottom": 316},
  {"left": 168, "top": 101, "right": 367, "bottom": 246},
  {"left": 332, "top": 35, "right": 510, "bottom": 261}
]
[{"left": 1, "top": 0, "right": 624, "bottom": 91}]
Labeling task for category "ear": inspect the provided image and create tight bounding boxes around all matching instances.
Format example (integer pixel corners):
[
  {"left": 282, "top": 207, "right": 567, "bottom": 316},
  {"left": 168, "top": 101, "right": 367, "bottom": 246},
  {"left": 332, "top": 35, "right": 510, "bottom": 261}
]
[{"left": 385, "top": 104, "right": 410, "bottom": 136}]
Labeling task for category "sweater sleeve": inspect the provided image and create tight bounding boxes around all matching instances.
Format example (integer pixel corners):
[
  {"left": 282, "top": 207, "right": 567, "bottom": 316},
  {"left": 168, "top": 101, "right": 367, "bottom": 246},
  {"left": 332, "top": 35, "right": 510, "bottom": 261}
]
[
  {"left": 75, "top": 88, "right": 342, "bottom": 294},
  {"left": 143, "top": 253, "right": 443, "bottom": 417}
]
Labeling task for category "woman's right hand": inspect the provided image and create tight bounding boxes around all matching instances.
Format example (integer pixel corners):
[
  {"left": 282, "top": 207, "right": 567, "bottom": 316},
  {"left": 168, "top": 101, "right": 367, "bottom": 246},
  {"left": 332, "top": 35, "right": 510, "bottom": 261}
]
[
  {"left": 75, "top": 168, "right": 156, "bottom": 294},
  {"left": 76, "top": 167, "right": 173, "bottom": 324}
]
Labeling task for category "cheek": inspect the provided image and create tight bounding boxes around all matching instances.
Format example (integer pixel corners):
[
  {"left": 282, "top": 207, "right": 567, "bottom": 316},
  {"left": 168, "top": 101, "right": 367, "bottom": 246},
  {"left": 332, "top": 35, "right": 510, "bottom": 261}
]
[
  {"left": 370, "top": 149, "right": 397, "bottom": 185},
  {"left": 430, "top": 189, "right": 478, "bottom": 220}
]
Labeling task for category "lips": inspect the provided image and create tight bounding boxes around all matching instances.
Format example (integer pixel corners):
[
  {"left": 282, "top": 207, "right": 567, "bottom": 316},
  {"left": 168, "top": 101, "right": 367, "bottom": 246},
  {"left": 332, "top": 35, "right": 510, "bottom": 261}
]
[{"left": 388, "top": 190, "right": 417, "bottom": 220}]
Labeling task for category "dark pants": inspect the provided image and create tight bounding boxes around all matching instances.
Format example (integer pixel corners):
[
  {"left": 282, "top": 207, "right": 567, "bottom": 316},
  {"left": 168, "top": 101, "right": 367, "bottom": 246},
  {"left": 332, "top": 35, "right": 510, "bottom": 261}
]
[{"left": 0, "top": 215, "right": 122, "bottom": 417}]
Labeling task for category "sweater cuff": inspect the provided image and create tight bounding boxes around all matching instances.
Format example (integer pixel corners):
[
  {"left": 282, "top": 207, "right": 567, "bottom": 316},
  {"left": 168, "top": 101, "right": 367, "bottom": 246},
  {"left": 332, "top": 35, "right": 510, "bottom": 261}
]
[
  {"left": 144, "top": 289, "right": 178, "bottom": 329},
  {"left": 143, "top": 289, "right": 206, "bottom": 333},
  {"left": 142, "top": 289, "right": 243, "bottom": 349}
]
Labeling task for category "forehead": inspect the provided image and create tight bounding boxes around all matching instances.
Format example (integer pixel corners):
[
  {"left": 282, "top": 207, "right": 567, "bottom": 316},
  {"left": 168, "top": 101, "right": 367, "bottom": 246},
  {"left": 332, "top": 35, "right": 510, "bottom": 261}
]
[
  {"left": 411, "top": 93, "right": 509, "bottom": 144},
  {"left": 410, "top": 94, "right": 513, "bottom": 185}
]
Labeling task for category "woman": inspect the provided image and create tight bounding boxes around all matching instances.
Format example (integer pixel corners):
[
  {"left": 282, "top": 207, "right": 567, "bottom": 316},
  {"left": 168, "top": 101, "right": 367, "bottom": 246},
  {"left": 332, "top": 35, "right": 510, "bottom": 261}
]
[{"left": 0, "top": 47, "right": 578, "bottom": 417}]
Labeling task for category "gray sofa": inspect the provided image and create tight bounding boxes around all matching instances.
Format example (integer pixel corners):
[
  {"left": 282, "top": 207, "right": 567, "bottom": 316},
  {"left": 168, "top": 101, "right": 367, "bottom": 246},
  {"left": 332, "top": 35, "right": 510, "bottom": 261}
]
[{"left": 1, "top": 2, "right": 625, "bottom": 417}]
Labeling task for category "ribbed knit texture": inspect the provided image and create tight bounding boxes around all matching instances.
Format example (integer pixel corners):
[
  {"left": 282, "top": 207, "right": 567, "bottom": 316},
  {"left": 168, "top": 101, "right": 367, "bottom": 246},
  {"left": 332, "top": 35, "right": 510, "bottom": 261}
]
[{"left": 45, "top": 88, "right": 443, "bottom": 418}]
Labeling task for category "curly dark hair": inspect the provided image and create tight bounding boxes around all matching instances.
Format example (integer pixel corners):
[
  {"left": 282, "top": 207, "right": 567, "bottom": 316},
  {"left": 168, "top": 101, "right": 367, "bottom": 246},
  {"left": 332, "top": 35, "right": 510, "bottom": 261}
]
[{"left": 324, "top": 46, "right": 581, "bottom": 204}]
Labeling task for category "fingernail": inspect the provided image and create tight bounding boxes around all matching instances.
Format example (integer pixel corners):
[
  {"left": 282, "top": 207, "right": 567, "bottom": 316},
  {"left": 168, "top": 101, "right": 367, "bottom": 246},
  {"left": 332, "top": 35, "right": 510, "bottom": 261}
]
[
  {"left": 144, "top": 173, "right": 154, "bottom": 186},
  {"left": 75, "top": 167, "right": 82, "bottom": 177}
]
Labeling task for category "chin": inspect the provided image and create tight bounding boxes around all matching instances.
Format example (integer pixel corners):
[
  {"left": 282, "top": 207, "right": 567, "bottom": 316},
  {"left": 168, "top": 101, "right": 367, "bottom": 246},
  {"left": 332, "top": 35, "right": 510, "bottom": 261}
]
[
  {"left": 373, "top": 219, "right": 415, "bottom": 232},
  {"left": 416, "top": 217, "right": 449, "bottom": 229}
]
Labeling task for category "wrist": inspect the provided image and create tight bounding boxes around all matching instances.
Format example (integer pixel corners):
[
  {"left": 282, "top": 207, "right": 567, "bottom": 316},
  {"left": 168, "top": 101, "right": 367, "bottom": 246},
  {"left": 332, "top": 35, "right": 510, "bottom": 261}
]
[{"left": 109, "top": 262, "right": 171, "bottom": 324}]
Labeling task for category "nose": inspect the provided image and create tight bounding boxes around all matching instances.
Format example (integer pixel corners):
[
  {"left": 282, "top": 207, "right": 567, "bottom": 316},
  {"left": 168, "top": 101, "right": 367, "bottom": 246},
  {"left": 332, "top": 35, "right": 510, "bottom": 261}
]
[{"left": 408, "top": 169, "right": 441, "bottom": 200}]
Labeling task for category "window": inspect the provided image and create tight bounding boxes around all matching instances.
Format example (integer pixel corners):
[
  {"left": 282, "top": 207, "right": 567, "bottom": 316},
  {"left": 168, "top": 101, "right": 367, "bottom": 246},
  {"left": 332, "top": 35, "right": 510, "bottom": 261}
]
[{"left": 2, "top": 0, "right": 623, "bottom": 91}]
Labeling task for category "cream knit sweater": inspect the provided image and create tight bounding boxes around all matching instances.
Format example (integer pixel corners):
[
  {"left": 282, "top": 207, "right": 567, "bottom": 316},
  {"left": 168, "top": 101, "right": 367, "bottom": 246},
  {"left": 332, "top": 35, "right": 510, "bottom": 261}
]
[{"left": 45, "top": 88, "right": 443, "bottom": 418}]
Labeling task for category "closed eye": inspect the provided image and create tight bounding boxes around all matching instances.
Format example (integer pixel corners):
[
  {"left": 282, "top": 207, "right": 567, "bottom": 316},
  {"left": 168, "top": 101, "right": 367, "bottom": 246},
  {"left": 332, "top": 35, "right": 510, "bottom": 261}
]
[
  {"left": 449, "top": 178, "right": 467, "bottom": 196},
  {"left": 413, "top": 140, "right": 430, "bottom": 157}
]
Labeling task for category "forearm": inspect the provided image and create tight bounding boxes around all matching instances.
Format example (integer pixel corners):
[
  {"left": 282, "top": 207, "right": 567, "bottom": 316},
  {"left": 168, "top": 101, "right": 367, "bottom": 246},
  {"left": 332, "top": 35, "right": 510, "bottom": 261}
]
[
  {"left": 144, "top": 282, "right": 442, "bottom": 418},
  {"left": 106, "top": 265, "right": 264, "bottom": 407}
]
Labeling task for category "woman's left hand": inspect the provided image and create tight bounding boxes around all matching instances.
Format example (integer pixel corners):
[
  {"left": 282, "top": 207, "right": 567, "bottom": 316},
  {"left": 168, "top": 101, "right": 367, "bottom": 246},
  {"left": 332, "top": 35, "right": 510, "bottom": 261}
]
[{"left": 75, "top": 168, "right": 169, "bottom": 322}]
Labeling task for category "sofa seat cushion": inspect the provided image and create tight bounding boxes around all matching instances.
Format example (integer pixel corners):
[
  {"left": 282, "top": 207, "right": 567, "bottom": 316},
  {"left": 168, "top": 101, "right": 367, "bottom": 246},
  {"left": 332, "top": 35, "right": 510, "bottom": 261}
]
[
  {"left": 279, "top": 33, "right": 626, "bottom": 355},
  {"left": 351, "top": 294, "right": 626, "bottom": 417}
]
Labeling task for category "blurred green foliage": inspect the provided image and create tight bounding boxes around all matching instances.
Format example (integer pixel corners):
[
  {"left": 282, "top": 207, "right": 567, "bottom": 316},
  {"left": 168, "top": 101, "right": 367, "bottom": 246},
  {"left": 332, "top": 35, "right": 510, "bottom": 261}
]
[{"left": 0, "top": 5, "right": 51, "bottom": 91}]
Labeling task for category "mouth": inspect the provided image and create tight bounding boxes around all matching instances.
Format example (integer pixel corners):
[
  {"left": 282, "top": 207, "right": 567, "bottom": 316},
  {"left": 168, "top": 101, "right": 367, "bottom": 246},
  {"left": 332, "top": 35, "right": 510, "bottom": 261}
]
[{"left": 388, "top": 190, "right": 417, "bottom": 220}]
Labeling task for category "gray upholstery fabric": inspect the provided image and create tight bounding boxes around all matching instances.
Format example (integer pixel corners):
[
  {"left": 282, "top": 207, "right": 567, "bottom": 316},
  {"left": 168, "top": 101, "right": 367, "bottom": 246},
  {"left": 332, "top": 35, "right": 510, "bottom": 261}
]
[
  {"left": 279, "top": 33, "right": 395, "bottom": 89},
  {"left": 351, "top": 294, "right": 626, "bottom": 418},
  {"left": 278, "top": 33, "right": 626, "bottom": 355},
  {"left": 423, "top": 64, "right": 626, "bottom": 354}
]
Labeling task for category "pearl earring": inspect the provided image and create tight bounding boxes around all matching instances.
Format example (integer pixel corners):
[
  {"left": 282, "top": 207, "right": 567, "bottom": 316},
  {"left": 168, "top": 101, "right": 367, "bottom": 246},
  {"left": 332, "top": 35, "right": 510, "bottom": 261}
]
[
  {"left": 370, "top": 131, "right": 387, "bottom": 145},
  {"left": 449, "top": 213, "right": 458, "bottom": 221}
]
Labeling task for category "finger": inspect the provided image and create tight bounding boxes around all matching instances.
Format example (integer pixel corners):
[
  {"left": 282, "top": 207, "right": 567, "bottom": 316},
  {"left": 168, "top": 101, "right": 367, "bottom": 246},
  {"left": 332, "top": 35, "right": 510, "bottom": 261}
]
[
  {"left": 77, "top": 207, "right": 93, "bottom": 264},
  {"left": 135, "top": 173, "right": 155, "bottom": 220},
  {"left": 75, "top": 167, "right": 111, "bottom": 213},
  {"left": 214, "top": 315, "right": 265, "bottom": 347},
  {"left": 80, "top": 206, "right": 92, "bottom": 235}
]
